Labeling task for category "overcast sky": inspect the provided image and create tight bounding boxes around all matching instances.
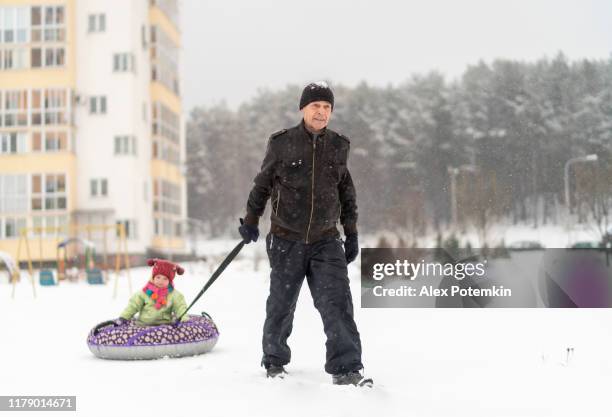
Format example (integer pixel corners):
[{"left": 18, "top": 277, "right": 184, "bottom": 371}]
[{"left": 181, "top": 0, "right": 612, "bottom": 112}]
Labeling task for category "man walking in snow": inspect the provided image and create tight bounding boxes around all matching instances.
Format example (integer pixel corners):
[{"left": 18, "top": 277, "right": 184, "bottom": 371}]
[{"left": 238, "top": 82, "right": 370, "bottom": 386}]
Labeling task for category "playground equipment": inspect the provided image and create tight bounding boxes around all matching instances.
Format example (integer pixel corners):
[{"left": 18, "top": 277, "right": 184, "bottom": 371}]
[
  {"left": 57, "top": 237, "right": 97, "bottom": 283},
  {"left": 0, "top": 251, "right": 20, "bottom": 286},
  {"left": 39, "top": 269, "right": 56, "bottom": 286},
  {"left": 38, "top": 227, "right": 59, "bottom": 286},
  {"left": 13, "top": 223, "right": 132, "bottom": 299},
  {"left": 86, "top": 268, "right": 104, "bottom": 285}
]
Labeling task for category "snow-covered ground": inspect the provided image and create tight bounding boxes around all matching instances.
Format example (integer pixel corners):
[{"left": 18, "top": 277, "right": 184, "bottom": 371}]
[{"left": 3, "top": 241, "right": 612, "bottom": 417}]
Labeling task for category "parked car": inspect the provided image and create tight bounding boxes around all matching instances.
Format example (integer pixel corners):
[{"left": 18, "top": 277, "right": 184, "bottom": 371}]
[{"left": 569, "top": 241, "right": 601, "bottom": 249}]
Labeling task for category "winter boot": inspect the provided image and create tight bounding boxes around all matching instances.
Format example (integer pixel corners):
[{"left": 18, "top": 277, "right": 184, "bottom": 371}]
[
  {"left": 332, "top": 371, "right": 373, "bottom": 387},
  {"left": 265, "top": 364, "right": 287, "bottom": 379}
]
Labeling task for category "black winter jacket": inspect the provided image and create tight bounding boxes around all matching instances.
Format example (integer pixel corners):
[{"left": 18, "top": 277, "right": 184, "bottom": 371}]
[{"left": 244, "top": 120, "right": 358, "bottom": 243}]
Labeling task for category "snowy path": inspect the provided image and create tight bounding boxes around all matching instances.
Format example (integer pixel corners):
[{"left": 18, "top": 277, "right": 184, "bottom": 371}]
[{"left": 3, "top": 245, "right": 612, "bottom": 416}]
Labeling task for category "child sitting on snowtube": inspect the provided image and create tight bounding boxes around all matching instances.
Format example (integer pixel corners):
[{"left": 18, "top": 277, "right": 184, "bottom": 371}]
[{"left": 116, "top": 258, "right": 190, "bottom": 326}]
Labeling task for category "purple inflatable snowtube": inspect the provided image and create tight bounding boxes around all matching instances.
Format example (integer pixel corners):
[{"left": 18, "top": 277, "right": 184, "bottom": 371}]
[{"left": 87, "top": 314, "right": 219, "bottom": 360}]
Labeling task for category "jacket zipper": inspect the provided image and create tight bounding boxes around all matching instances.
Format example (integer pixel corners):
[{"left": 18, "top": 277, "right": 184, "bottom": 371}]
[
  {"left": 305, "top": 136, "right": 317, "bottom": 243},
  {"left": 274, "top": 189, "right": 280, "bottom": 215}
]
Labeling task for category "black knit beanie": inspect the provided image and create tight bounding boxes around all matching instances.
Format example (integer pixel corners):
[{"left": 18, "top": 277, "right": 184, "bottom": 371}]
[{"left": 299, "top": 81, "right": 334, "bottom": 110}]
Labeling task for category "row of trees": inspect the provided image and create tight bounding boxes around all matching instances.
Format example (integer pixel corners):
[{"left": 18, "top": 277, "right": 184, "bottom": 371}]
[{"left": 186, "top": 53, "right": 612, "bottom": 241}]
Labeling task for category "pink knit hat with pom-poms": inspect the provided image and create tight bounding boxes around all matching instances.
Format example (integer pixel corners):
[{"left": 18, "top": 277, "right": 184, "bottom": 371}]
[{"left": 147, "top": 258, "right": 184, "bottom": 285}]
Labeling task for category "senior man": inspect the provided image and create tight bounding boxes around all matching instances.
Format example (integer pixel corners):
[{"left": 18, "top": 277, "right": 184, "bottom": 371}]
[{"left": 239, "top": 82, "right": 371, "bottom": 387}]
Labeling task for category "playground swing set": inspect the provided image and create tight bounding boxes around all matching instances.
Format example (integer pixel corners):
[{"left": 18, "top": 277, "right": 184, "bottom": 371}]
[
  {"left": 10, "top": 223, "right": 133, "bottom": 299},
  {"left": 0, "top": 250, "right": 20, "bottom": 285}
]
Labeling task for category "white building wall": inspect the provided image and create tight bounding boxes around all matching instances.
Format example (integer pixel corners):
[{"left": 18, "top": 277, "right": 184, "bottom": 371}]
[{"left": 75, "top": 0, "right": 152, "bottom": 254}]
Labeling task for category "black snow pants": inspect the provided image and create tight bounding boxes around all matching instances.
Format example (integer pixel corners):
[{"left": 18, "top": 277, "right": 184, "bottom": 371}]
[{"left": 261, "top": 232, "right": 363, "bottom": 375}]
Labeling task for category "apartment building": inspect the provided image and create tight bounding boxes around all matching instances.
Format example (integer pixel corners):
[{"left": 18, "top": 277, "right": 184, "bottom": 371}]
[{"left": 0, "top": 0, "right": 186, "bottom": 262}]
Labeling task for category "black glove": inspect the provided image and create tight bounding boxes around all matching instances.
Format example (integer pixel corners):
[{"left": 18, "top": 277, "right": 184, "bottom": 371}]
[
  {"left": 238, "top": 218, "right": 259, "bottom": 244},
  {"left": 344, "top": 234, "right": 359, "bottom": 264}
]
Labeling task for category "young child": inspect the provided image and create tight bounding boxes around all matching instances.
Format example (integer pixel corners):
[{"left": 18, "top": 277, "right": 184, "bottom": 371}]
[{"left": 118, "top": 258, "right": 190, "bottom": 326}]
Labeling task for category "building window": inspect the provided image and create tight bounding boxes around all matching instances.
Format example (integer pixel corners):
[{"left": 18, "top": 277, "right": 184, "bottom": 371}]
[
  {"left": 151, "top": 101, "right": 180, "bottom": 166},
  {"left": 30, "top": 6, "right": 40, "bottom": 39},
  {"left": 31, "top": 132, "right": 41, "bottom": 151},
  {"left": 163, "top": 218, "right": 172, "bottom": 236},
  {"left": 38, "top": 6, "right": 65, "bottom": 41},
  {"left": 43, "top": 131, "right": 68, "bottom": 152},
  {"left": 2, "top": 217, "right": 26, "bottom": 239},
  {"left": 30, "top": 90, "right": 41, "bottom": 125},
  {"left": 90, "top": 178, "right": 108, "bottom": 197},
  {"left": 0, "top": 6, "right": 65, "bottom": 70},
  {"left": 30, "top": 47, "right": 41, "bottom": 67},
  {"left": 30, "top": 88, "right": 69, "bottom": 126},
  {"left": 113, "top": 53, "right": 134, "bottom": 72},
  {"left": 152, "top": 139, "right": 180, "bottom": 165},
  {"left": 31, "top": 174, "right": 42, "bottom": 210},
  {"left": 88, "top": 13, "right": 105, "bottom": 32},
  {"left": 39, "top": 46, "right": 64, "bottom": 67},
  {"left": 87, "top": 15, "right": 95, "bottom": 32},
  {"left": 89, "top": 96, "right": 107, "bottom": 114},
  {"left": 150, "top": 25, "right": 179, "bottom": 95},
  {"left": 153, "top": 179, "right": 181, "bottom": 216},
  {"left": 153, "top": 178, "right": 182, "bottom": 238},
  {"left": 0, "top": 88, "right": 70, "bottom": 127},
  {"left": 116, "top": 219, "right": 137, "bottom": 239},
  {"left": 29, "top": 174, "right": 67, "bottom": 211},
  {"left": 89, "top": 179, "right": 97, "bottom": 197},
  {"left": 0, "top": 175, "right": 28, "bottom": 213},
  {"left": 152, "top": 102, "right": 179, "bottom": 143},
  {"left": 114, "top": 135, "right": 137, "bottom": 155},
  {"left": 0, "top": 48, "right": 27, "bottom": 70},
  {"left": 2, "top": 90, "right": 28, "bottom": 127},
  {"left": 43, "top": 89, "right": 67, "bottom": 124},
  {"left": 0, "top": 7, "right": 30, "bottom": 44},
  {"left": 43, "top": 174, "right": 67, "bottom": 210},
  {"left": 30, "top": 45, "right": 65, "bottom": 68},
  {"left": 30, "top": 6, "right": 66, "bottom": 67},
  {"left": 0, "top": 132, "right": 27, "bottom": 154},
  {"left": 32, "top": 214, "right": 68, "bottom": 237}
]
